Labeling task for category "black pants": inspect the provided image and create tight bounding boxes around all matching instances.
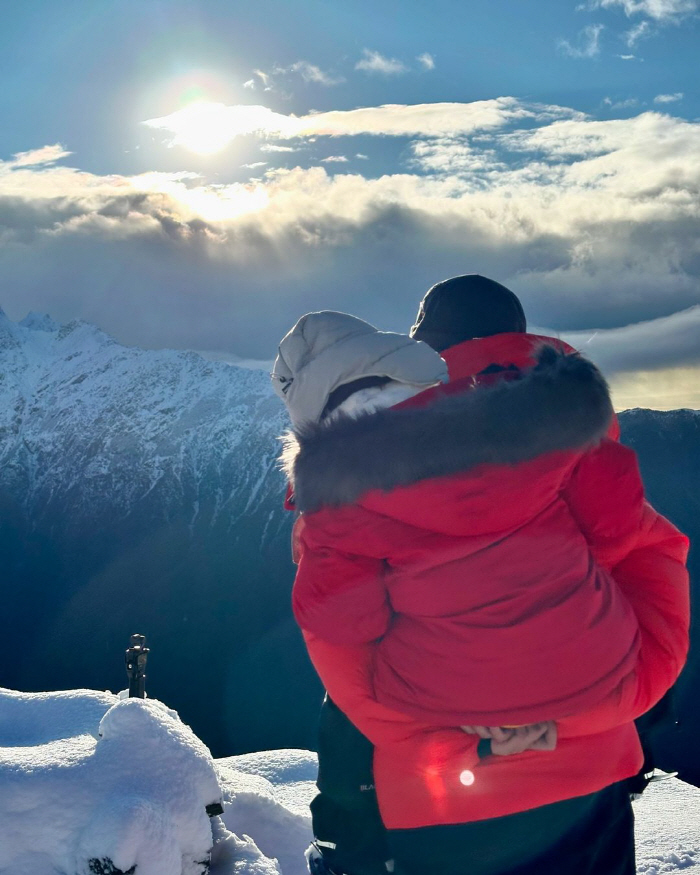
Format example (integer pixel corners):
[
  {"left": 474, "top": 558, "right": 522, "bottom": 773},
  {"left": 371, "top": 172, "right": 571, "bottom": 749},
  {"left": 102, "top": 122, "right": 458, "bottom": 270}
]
[
  {"left": 312, "top": 698, "right": 635, "bottom": 875},
  {"left": 311, "top": 696, "right": 390, "bottom": 875},
  {"left": 389, "top": 781, "right": 635, "bottom": 875}
]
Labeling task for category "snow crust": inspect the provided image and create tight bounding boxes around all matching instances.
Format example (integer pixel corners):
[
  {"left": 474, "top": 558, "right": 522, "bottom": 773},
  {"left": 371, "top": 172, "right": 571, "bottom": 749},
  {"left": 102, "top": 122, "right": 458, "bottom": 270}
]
[{"left": 634, "top": 778, "right": 700, "bottom": 874}]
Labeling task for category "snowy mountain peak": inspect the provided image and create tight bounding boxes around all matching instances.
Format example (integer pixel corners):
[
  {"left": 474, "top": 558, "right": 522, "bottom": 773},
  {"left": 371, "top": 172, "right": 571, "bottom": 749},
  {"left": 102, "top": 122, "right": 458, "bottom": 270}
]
[
  {"left": 55, "top": 317, "right": 116, "bottom": 347},
  {"left": 0, "top": 308, "right": 20, "bottom": 351},
  {"left": 0, "top": 306, "right": 289, "bottom": 533},
  {"left": 19, "top": 311, "right": 60, "bottom": 333}
]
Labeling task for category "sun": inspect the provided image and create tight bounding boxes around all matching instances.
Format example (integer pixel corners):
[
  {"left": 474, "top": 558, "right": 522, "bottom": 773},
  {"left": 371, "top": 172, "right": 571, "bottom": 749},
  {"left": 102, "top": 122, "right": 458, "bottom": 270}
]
[
  {"left": 163, "top": 101, "right": 237, "bottom": 155},
  {"left": 144, "top": 100, "right": 299, "bottom": 156}
]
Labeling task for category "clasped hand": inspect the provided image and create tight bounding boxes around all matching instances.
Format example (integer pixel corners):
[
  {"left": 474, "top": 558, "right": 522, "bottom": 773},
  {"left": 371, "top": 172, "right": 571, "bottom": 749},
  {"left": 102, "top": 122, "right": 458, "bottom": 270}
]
[{"left": 460, "top": 722, "right": 557, "bottom": 755}]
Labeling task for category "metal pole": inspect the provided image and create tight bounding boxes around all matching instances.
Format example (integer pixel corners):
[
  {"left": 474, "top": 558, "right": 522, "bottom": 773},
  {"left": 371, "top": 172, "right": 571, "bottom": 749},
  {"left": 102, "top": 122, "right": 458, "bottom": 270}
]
[{"left": 125, "top": 633, "right": 149, "bottom": 698}]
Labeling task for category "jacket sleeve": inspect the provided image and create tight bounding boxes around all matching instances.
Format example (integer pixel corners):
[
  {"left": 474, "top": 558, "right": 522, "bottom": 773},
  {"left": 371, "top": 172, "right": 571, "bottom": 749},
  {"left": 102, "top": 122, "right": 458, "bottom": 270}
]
[
  {"left": 292, "top": 511, "right": 392, "bottom": 644},
  {"left": 303, "top": 631, "right": 481, "bottom": 767},
  {"left": 558, "top": 442, "right": 690, "bottom": 738}
]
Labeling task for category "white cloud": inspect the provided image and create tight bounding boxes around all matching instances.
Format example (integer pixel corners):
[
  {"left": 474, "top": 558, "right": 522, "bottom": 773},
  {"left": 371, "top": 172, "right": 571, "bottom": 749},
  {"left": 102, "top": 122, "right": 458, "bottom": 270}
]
[
  {"left": 144, "top": 98, "right": 568, "bottom": 154},
  {"left": 288, "top": 61, "right": 345, "bottom": 86},
  {"left": 588, "top": 0, "right": 697, "bottom": 20},
  {"left": 618, "top": 52, "right": 638, "bottom": 58},
  {"left": 355, "top": 49, "right": 408, "bottom": 75},
  {"left": 321, "top": 156, "right": 349, "bottom": 163},
  {"left": 410, "top": 138, "right": 504, "bottom": 175},
  {"left": 558, "top": 24, "right": 605, "bottom": 58},
  {"left": 310, "top": 99, "right": 534, "bottom": 136},
  {"left": 4, "top": 145, "right": 72, "bottom": 168},
  {"left": 561, "top": 306, "right": 700, "bottom": 374},
  {"left": 253, "top": 69, "right": 271, "bottom": 88},
  {"left": 654, "top": 92, "right": 684, "bottom": 102},
  {"left": 602, "top": 96, "right": 640, "bottom": 108},
  {"left": 144, "top": 103, "right": 301, "bottom": 152},
  {"left": 242, "top": 161, "right": 268, "bottom": 169},
  {"left": 143, "top": 101, "right": 298, "bottom": 153},
  {"left": 242, "top": 61, "right": 344, "bottom": 96},
  {"left": 624, "top": 19, "right": 653, "bottom": 44},
  {"left": 416, "top": 53, "right": 436, "bottom": 70},
  {"left": 293, "top": 98, "right": 553, "bottom": 137},
  {"left": 260, "top": 144, "right": 297, "bottom": 152}
]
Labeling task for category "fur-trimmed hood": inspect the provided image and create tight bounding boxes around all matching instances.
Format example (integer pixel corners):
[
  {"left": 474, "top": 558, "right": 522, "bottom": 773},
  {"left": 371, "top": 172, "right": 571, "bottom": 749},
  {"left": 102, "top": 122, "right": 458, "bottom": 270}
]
[{"left": 282, "top": 346, "right": 613, "bottom": 513}]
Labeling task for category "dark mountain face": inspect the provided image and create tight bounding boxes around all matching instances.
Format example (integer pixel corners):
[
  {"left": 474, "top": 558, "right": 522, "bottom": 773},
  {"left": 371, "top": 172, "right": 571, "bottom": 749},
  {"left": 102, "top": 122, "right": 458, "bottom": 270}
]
[
  {"left": 618, "top": 409, "right": 700, "bottom": 786},
  {"left": 0, "top": 311, "right": 697, "bottom": 778}
]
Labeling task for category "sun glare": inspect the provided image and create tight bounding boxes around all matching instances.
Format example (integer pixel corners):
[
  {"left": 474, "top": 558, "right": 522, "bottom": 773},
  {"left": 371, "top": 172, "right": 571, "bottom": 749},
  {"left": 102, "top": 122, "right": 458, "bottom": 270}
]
[
  {"left": 134, "top": 171, "right": 269, "bottom": 222},
  {"left": 168, "top": 101, "right": 238, "bottom": 155},
  {"left": 145, "top": 100, "right": 300, "bottom": 155}
]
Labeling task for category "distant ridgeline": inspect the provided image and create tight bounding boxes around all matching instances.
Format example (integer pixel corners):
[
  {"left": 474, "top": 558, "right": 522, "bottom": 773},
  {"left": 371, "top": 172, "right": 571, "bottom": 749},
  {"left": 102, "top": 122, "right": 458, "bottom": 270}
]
[{"left": 0, "top": 308, "right": 698, "bottom": 784}]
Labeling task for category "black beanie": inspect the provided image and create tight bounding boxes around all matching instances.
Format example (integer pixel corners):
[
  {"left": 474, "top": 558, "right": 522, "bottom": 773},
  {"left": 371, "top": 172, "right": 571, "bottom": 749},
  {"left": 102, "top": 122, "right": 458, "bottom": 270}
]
[{"left": 410, "top": 275, "right": 527, "bottom": 352}]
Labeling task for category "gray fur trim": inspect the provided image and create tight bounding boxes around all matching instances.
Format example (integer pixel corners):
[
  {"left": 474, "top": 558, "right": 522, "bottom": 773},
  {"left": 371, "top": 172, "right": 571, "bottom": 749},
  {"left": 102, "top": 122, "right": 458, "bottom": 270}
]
[{"left": 281, "top": 346, "right": 613, "bottom": 513}]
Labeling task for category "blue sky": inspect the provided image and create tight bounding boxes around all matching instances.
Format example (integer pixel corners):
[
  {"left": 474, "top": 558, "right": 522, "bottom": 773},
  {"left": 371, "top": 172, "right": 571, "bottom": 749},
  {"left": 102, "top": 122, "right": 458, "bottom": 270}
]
[{"left": 1, "top": 0, "right": 699, "bottom": 406}]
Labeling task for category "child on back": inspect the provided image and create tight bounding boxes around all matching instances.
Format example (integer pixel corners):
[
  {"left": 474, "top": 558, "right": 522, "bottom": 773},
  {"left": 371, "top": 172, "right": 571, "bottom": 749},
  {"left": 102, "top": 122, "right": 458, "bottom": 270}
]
[
  {"left": 274, "top": 307, "right": 689, "bottom": 875},
  {"left": 274, "top": 310, "right": 646, "bottom": 733}
]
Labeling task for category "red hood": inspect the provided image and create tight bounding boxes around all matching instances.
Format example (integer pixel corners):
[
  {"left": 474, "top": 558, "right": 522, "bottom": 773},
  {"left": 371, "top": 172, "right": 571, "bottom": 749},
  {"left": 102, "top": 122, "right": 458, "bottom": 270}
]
[
  {"left": 442, "top": 332, "right": 575, "bottom": 380},
  {"left": 354, "top": 334, "right": 614, "bottom": 535},
  {"left": 440, "top": 333, "right": 618, "bottom": 440}
]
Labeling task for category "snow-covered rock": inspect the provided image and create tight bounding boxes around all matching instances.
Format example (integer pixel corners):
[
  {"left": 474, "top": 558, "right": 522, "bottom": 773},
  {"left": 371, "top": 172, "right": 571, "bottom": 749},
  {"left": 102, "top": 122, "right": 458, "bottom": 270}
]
[
  {"left": 214, "top": 751, "right": 316, "bottom": 875},
  {"left": 0, "top": 688, "right": 222, "bottom": 875}
]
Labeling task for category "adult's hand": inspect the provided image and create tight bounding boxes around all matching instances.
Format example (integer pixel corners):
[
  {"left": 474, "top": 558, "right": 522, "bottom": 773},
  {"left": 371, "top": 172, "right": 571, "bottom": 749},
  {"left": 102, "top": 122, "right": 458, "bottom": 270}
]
[
  {"left": 461, "top": 722, "right": 557, "bottom": 754},
  {"left": 492, "top": 722, "right": 557, "bottom": 755},
  {"left": 459, "top": 725, "right": 514, "bottom": 742}
]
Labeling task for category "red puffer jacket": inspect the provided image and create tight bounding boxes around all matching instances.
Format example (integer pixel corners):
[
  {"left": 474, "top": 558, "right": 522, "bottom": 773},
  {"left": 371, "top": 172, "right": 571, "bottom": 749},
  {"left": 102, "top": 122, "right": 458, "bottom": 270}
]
[
  {"left": 291, "top": 341, "right": 639, "bottom": 726},
  {"left": 288, "top": 333, "right": 689, "bottom": 827}
]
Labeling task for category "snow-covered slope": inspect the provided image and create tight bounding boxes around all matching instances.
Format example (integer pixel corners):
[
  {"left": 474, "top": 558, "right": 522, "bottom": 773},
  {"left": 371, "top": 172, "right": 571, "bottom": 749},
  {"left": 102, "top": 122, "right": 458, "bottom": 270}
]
[
  {"left": 0, "top": 307, "right": 287, "bottom": 529},
  {"left": 2, "top": 688, "right": 698, "bottom": 875}
]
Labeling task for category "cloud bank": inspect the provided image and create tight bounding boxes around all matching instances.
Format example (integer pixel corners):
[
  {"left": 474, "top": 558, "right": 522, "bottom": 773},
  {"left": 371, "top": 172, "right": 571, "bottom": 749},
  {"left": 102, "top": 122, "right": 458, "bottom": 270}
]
[{"left": 2, "top": 97, "right": 700, "bottom": 409}]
